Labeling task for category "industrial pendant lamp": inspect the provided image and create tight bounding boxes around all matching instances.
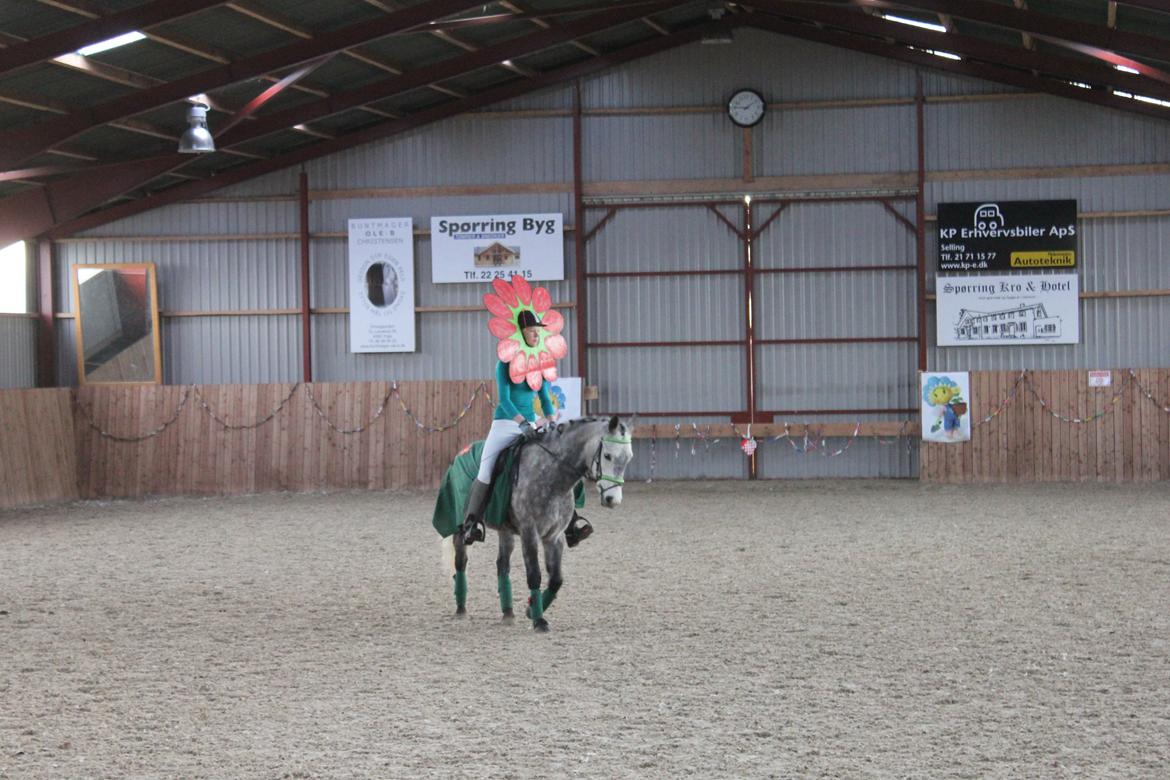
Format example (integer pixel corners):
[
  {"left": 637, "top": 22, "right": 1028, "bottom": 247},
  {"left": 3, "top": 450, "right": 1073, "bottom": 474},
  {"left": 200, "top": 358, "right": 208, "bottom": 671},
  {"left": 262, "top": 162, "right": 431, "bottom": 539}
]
[{"left": 178, "top": 102, "right": 215, "bottom": 153}]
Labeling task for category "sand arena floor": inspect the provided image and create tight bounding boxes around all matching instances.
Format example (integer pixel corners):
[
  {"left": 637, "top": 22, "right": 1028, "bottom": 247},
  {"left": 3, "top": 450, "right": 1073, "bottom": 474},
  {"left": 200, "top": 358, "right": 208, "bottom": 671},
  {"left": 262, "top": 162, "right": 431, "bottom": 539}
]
[{"left": 1, "top": 480, "right": 1168, "bottom": 779}]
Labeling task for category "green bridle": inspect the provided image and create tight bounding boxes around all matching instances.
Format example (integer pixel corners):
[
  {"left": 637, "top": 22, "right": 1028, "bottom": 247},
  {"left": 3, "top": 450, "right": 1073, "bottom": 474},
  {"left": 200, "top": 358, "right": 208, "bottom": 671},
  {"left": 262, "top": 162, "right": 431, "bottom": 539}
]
[{"left": 592, "top": 435, "right": 632, "bottom": 494}]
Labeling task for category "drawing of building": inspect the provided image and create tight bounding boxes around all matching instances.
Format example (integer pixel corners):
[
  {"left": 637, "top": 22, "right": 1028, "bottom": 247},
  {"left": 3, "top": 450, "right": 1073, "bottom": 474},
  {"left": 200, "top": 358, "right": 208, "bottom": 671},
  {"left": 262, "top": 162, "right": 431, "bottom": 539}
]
[
  {"left": 954, "top": 303, "right": 1061, "bottom": 340},
  {"left": 474, "top": 242, "right": 521, "bottom": 267}
]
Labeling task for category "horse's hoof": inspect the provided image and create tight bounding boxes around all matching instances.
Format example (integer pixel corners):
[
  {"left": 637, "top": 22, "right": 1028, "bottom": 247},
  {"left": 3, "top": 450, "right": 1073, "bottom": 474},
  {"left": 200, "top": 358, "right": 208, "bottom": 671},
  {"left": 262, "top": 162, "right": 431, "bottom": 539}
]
[
  {"left": 501, "top": 610, "right": 514, "bottom": 623},
  {"left": 533, "top": 618, "right": 550, "bottom": 633},
  {"left": 454, "top": 606, "right": 467, "bottom": 617}
]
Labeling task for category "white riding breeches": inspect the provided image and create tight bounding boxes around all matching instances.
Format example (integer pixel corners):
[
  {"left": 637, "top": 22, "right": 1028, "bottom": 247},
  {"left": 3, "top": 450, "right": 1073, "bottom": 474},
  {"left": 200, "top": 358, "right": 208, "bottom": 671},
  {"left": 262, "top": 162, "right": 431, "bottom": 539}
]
[{"left": 477, "top": 419, "right": 524, "bottom": 483}]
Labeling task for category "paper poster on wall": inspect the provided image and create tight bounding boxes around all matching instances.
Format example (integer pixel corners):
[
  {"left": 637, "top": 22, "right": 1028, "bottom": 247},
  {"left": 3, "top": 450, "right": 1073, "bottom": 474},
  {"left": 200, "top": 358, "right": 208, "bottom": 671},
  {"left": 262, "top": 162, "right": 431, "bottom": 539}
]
[
  {"left": 430, "top": 213, "right": 563, "bottom": 283},
  {"left": 348, "top": 218, "right": 415, "bottom": 353},
  {"left": 936, "top": 273, "right": 1079, "bottom": 347},
  {"left": 922, "top": 372, "right": 971, "bottom": 443},
  {"left": 533, "top": 377, "right": 582, "bottom": 421}
]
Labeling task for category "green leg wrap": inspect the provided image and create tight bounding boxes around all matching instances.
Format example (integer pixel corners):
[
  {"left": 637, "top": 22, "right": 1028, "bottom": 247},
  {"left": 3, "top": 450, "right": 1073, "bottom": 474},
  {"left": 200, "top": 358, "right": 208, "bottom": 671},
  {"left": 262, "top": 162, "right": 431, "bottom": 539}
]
[
  {"left": 453, "top": 571, "right": 468, "bottom": 609},
  {"left": 541, "top": 583, "right": 559, "bottom": 611},
  {"left": 498, "top": 575, "right": 513, "bottom": 613},
  {"left": 573, "top": 480, "right": 586, "bottom": 509},
  {"left": 528, "top": 588, "right": 544, "bottom": 623}
]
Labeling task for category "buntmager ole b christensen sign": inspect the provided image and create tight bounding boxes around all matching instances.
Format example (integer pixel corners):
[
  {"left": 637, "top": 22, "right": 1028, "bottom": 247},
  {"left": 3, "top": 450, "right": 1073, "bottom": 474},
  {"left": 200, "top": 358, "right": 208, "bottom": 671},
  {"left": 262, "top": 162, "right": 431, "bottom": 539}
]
[{"left": 937, "top": 200, "right": 1077, "bottom": 272}]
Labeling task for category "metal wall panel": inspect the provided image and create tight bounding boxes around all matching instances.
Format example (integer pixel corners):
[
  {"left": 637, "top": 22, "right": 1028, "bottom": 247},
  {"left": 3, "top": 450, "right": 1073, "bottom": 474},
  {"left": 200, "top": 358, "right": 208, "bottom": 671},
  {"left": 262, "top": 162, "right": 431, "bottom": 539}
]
[
  {"left": 754, "top": 200, "right": 916, "bottom": 270},
  {"left": 588, "top": 346, "right": 746, "bottom": 416},
  {"left": 583, "top": 113, "right": 736, "bottom": 182},
  {"left": 74, "top": 201, "right": 297, "bottom": 237},
  {"left": 0, "top": 317, "right": 36, "bottom": 388},
  {"left": 581, "top": 29, "right": 917, "bottom": 107},
  {"left": 588, "top": 207, "right": 741, "bottom": 273},
  {"left": 302, "top": 116, "right": 573, "bottom": 189},
  {"left": 754, "top": 104, "right": 917, "bottom": 177},
  {"left": 926, "top": 95, "right": 1170, "bottom": 172},
  {"left": 756, "top": 342, "right": 917, "bottom": 410}
]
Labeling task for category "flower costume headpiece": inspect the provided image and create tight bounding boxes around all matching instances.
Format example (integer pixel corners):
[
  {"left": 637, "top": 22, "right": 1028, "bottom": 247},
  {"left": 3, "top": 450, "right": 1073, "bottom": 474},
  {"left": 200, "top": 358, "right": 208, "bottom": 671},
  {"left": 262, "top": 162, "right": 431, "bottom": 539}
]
[{"left": 484, "top": 274, "right": 568, "bottom": 390}]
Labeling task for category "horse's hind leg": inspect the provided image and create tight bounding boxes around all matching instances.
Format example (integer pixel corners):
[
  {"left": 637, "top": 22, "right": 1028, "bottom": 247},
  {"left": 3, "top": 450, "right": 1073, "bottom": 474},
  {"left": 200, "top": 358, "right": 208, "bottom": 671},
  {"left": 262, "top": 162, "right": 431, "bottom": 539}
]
[
  {"left": 453, "top": 535, "right": 468, "bottom": 616},
  {"left": 520, "top": 527, "right": 549, "bottom": 632},
  {"left": 496, "top": 530, "right": 515, "bottom": 622}
]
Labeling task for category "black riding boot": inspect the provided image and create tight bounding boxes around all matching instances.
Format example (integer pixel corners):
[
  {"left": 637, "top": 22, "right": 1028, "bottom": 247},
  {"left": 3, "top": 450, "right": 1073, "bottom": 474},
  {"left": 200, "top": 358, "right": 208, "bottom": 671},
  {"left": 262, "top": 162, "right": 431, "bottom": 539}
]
[
  {"left": 458, "top": 479, "right": 491, "bottom": 546},
  {"left": 565, "top": 512, "right": 593, "bottom": 547}
]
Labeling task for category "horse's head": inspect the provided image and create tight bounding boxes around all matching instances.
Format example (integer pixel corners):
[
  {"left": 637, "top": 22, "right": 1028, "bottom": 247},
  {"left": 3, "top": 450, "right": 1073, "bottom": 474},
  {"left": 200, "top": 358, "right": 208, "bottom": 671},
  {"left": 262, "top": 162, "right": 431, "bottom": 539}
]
[{"left": 589, "top": 415, "right": 634, "bottom": 508}]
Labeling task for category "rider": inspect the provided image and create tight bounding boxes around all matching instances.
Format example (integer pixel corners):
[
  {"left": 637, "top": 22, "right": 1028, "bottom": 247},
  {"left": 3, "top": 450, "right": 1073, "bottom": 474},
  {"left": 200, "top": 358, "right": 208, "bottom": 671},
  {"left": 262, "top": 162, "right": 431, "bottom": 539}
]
[{"left": 458, "top": 309, "right": 593, "bottom": 547}]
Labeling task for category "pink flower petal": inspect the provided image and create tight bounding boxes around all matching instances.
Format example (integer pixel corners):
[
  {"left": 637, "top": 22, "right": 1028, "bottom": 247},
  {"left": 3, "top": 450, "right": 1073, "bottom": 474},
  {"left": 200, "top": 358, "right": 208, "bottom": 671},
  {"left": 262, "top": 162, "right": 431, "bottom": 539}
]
[
  {"left": 484, "top": 293, "right": 513, "bottom": 319},
  {"left": 542, "top": 366, "right": 558, "bottom": 382},
  {"left": 541, "top": 309, "right": 564, "bottom": 335},
  {"left": 497, "top": 339, "right": 521, "bottom": 362},
  {"left": 526, "top": 370, "right": 543, "bottom": 391},
  {"left": 531, "top": 287, "right": 551, "bottom": 313},
  {"left": 489, "top": 317, "right": 517, "bottom": 339},
  {"left": 545, "top": 334, "right": 568, "bottom": 359},
  {"left": 509, "top": 355, "right": 527, "bottom": 384},
  {"left": 537, "top": 351, "right": 555, "bottom": 371},
  {"left": 512, "top": 275, "right": 532, "bottom": 305},
  {"left": 493, "top": 277, "right": 518, "bottom": 308}
]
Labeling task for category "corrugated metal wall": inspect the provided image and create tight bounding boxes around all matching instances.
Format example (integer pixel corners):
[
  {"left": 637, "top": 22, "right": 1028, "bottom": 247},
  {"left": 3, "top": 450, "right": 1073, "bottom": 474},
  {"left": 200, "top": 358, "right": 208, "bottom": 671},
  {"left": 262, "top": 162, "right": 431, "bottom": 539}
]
[
  {"left": 0, "top": 316, "right": 36, "bottom": 388},
  {"left": 49, "top": 27, "right": 1168, "bottom": 481}
]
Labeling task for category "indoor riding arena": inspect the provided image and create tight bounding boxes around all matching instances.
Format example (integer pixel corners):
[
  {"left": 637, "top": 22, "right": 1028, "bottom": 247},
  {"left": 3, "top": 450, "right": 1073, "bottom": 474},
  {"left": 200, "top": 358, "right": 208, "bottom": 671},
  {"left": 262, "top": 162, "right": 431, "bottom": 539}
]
[{"left": 1, "top": 2, "right": 1168, "bottom": 778}]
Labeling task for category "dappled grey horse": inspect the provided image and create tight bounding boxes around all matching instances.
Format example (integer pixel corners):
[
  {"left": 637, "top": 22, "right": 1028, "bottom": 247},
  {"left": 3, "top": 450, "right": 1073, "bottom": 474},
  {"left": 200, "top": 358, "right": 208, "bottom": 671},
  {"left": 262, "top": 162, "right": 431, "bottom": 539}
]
[{"left": 444, "top": 416, "right": 634, "bottom": 632}]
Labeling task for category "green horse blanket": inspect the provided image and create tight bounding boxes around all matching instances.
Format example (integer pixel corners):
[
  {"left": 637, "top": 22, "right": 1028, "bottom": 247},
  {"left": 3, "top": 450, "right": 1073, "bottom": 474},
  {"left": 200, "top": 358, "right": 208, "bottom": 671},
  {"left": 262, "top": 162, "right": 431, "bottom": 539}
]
[{"left": 432, "top": 439, "right": 585, "bottom": 538}]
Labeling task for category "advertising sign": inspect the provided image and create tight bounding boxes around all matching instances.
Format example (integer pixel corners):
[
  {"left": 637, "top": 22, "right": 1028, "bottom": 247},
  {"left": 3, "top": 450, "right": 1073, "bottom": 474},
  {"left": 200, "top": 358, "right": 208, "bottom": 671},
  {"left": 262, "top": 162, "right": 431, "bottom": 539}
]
[
  {"left": 936, "top": 274, "right": 1080, "bottom": 347},
  {"left": 348, "top": 218, "right": 415, "bottom": 353},
  {"left": 430, "top": 213, "right": 563, "bottom": 283},
  {"left": 937, "top": 200, "right": 1077, "bottom": 272}
]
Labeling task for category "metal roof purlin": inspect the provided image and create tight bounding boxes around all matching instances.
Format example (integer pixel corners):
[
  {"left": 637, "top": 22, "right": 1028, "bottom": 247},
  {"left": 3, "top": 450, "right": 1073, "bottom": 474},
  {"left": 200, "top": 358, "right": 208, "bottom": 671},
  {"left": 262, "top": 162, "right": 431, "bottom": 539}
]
[
  {"left": 215, "top": 1, "right": 676, "bottom": 149},
  {"left": 0, "top": 0, "right": 489, "bottom": 171},
  {"left": 0, "top": 0, "right": 228, "bottom": 76}
]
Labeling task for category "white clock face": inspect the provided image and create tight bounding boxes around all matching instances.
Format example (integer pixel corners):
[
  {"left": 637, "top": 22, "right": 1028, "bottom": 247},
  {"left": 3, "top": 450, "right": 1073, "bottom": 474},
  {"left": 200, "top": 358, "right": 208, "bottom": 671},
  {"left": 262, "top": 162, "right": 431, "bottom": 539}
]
[{"left": 728, "top": 89, "right": 765, "bottom": 128}]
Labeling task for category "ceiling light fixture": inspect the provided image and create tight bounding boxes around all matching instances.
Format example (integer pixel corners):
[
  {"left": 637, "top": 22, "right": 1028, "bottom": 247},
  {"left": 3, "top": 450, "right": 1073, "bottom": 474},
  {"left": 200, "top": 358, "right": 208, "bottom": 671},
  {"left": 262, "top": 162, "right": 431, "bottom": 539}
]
[
  {"left": 702, "top": 1, "right": 734, "bottom": 44},
  {"left": 178, "top": 103, "right": 215, "bottom": 154},
  {"left": 76, "top": 31, "right": 146, "bottom": 56},
  {"left": 882, "top": 14, "right": 948, "bottom": 33}
]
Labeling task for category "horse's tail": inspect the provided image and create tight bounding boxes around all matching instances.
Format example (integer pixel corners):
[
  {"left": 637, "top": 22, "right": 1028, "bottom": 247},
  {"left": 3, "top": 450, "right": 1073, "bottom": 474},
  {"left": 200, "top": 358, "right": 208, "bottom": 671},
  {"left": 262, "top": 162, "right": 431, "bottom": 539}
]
[{"left": 441, "top": 534, "right": 457, "bottom": 577}]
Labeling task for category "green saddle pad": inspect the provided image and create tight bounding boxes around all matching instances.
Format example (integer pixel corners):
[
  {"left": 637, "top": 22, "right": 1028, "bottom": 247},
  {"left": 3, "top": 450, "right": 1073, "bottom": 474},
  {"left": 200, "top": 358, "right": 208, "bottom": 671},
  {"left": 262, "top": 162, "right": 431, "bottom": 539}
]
[{"left": 431, "top": 439, "right": 585, "bottom": 538}]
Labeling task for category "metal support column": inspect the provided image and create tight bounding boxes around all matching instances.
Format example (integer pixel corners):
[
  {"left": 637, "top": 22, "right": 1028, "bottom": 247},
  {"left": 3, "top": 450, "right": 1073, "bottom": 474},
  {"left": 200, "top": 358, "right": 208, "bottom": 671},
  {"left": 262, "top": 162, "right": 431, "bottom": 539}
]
[{"left": 299, "top": 171, "right": 313, "bottom": 382}]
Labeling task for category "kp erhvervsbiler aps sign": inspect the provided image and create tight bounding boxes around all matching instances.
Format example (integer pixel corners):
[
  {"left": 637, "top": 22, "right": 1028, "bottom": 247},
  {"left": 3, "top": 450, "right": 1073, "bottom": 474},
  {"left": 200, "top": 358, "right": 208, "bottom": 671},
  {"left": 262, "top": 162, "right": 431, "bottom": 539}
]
[
  {"left": 936, "top": 274, "right": 1080, "bottom": 347},
  {"left": 348, "top": 217, "right": 415, "bottom": 353},
  {"left": 430, "top": 213, "right": 563, "bottom": 283},
  {"left": 937, "top": 200, "right": 1077, "bottom": 272}
]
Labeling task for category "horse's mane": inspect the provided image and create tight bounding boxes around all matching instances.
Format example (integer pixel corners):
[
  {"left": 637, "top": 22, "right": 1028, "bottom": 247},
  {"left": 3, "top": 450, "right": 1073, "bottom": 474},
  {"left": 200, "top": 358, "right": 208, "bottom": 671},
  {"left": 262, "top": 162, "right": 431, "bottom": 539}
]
[{"left": 550, "top": 416, "right": 629, "bottom": 439}]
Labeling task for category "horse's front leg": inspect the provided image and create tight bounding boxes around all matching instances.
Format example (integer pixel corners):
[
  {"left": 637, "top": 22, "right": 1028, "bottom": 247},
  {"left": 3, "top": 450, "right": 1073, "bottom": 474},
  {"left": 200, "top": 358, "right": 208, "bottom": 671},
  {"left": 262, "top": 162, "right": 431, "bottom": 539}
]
[
  {"left": 453, "top": 534, "right": 468, "bottom": 617},
  {"left": 539, "top": 535, "right": 564, "bottom": 615},
  {"left": 520, "top": 526, "right": 549, "bottom": 632},
  {"left": 496, "top": 530, "right": 515, "bottom": 623}
]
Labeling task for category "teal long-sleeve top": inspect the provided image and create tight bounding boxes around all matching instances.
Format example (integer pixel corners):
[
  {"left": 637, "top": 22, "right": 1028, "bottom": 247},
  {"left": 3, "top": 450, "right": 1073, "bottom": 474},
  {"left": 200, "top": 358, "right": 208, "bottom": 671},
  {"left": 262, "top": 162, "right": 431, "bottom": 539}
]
[{"left": 494, "top": 360, "right": 554, "bottom": 422}]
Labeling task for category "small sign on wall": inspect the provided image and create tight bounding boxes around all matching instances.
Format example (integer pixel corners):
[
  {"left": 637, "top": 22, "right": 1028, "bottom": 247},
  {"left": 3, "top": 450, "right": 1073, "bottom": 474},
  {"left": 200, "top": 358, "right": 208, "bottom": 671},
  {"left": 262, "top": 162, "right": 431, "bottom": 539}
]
[
  {"left": 922, "top": 372, "right": 971, "bottom": 443},
  {"left": 1088, "top": 370, "right": 1112, "bottom": 387}
]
